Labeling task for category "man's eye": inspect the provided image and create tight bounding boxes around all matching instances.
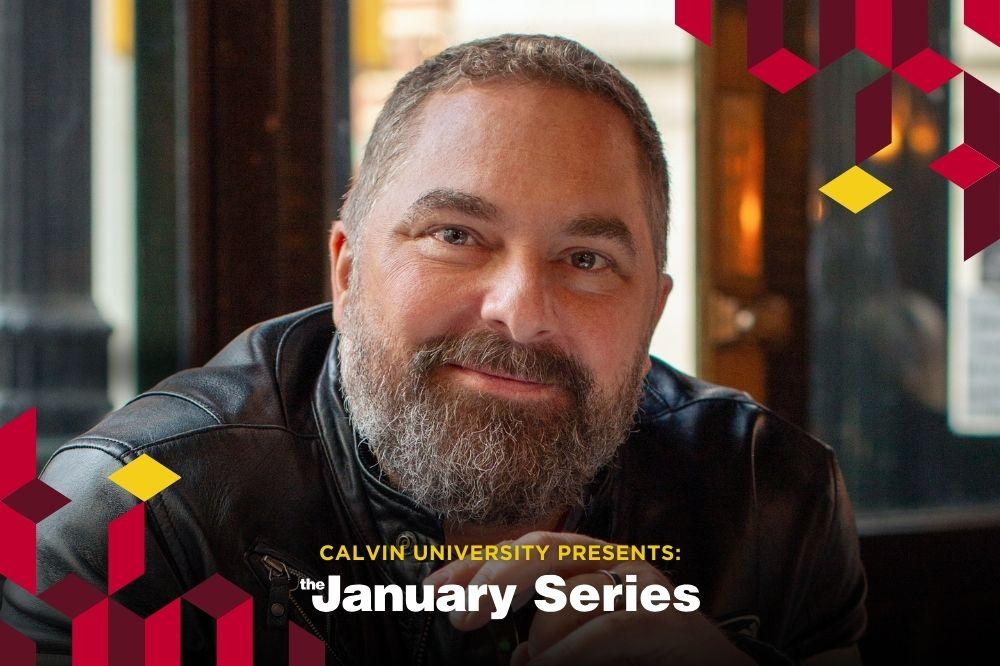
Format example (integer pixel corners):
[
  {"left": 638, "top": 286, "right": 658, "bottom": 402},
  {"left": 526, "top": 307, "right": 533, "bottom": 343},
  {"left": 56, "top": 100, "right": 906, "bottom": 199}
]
[
  {"left": 430, "top": 227, "right": 474, "bottom": 245},
  {"left": 568, "top": 251, "right": 610, "bottom": 271}
]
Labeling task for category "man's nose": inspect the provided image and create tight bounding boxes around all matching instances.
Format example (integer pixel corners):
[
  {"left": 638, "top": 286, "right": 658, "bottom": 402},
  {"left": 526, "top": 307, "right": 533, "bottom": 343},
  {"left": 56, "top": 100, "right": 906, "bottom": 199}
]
[{"left": 479, "top": 258, "right": 557, "bottom": 344}]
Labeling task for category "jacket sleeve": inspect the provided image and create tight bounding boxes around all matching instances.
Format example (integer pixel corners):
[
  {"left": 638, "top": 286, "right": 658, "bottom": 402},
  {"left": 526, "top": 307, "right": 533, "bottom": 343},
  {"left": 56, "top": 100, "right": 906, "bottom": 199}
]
[
  {"left": 0, "top": 444, "right": 208, "bottom": 660},
  {"left": 744, "top": 405, "right": 868, "bottom": 663},
  {"left": 785, "top": 451, "right": 867, "bottom": 660}
]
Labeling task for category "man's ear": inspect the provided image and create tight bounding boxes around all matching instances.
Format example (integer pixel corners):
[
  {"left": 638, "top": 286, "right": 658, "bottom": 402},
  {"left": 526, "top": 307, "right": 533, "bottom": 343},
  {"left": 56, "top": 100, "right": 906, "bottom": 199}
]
[
  {"left": 329, "top": 220, "right": 353, "bottom": 328},
  {"left": 654, "top": 273, "right": 673, "bottom": 324},
  {"left": 642, "top": 273, "right": 674, "bottom": 376}
]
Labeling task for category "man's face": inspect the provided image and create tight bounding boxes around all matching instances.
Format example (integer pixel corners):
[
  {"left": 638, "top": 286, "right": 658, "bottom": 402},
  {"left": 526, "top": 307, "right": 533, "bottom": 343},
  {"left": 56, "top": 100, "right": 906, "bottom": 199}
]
[{"left": 332, "top": 83, "right": 671, "bottom": 528}]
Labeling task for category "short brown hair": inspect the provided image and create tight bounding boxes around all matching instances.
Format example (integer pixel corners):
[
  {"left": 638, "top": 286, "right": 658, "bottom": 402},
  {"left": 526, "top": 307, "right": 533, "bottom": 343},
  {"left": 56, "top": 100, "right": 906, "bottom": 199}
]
[{"left": 341, "top": 34, "right": 670, "bottom": 271}]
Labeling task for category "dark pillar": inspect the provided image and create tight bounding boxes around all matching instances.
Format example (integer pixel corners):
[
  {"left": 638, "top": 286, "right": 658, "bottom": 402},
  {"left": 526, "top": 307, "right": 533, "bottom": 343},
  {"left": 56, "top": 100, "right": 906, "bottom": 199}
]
[{"left": 0, "top": 0, "right": 111, "bottom": 461}]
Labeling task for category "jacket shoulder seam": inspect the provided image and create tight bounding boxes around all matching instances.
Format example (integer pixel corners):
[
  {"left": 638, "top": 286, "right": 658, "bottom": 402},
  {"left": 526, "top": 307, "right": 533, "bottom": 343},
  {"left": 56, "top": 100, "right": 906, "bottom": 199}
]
[
  {"left": 69, "top": 424, "right": 319, "bottom": 458},
  {"left": 42, "top": 442, "right": 130, "bottom": 473},
  {"left": 126, "top": 391, "right": 224, "bottom": 424}
]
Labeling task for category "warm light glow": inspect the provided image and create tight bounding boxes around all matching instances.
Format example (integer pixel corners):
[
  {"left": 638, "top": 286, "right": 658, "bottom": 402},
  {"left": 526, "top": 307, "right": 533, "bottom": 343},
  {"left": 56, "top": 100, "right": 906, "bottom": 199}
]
[
  {"left": 872, "top": 114, "right": 904, "bottom": 163},
  {"left": 739, "top": 186, "right": 762, "bottom": 236},
  {"left": 738, "top": 185, "right": 762, "bottom": 275},
  {"left": 908, "top": 117, "right": 940, "bottom": 157}
]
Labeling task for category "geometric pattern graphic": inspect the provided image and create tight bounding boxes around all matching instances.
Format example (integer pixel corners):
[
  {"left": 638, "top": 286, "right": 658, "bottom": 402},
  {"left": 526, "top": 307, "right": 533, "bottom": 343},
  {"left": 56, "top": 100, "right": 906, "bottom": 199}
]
[
  {"left": 38, "top": 574, "right": 111, "bottom": 665},
  {"left": 0, "top": 409, "right": 322, "bottom": 664},
  {"left": 0, "top": 621, "right": 34, "bottom": 665},
  {"left": 820, "top": 166, "right": 893, "bottom": 214},
  {"left": 108, "top": 503, "right": 146, "bottom": 595},
  {"left": 893, "top": 48, "right": 962, "bottom": 93},
  {"left": 675, "top": 0, "right": 712, "bottom": 45},
  {"left": 184, "top": 575, "right": 254, "bottom": 666},
  {"left": 107, "top": 454, "right": 181, "bottom": 502},
  {"left": 965, "top": 0, "right": 1000, "bottom": 48},
  {"left": 673, "top": 0, "right": 1000, "bottom": 258},
  {"left": 930, "top": 144, "right": 1000, "bottom": 190},
  {"left": 855, "top": 74, "right": 893, "bottom": 163},
  {"left": 748, "top": 48, "right": 817, "bottom": 93},
  {"left": 962, "top": 73, "right": 1000, "bottom": 258},
  {"left": 2, "top": 477, "right": 70, "bottom": 524},
  {"left": 289, "top": 622, "right": 325, "bottom": 666},
  {"left": 0, "top": 408, "right": 64, "bottom": 594}
]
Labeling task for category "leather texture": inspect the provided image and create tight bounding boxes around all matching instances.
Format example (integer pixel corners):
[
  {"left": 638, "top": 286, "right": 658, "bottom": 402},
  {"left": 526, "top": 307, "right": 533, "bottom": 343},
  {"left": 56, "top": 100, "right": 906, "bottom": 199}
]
[{"left": 0, "top": 304, "right": 867, "bottom": 665}]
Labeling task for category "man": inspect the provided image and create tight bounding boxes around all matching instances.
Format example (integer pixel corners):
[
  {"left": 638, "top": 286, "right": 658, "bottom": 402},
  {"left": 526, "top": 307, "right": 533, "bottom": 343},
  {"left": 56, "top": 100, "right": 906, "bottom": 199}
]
[{"left": 1, "top": 34, "right": 866, "bottom": 665}]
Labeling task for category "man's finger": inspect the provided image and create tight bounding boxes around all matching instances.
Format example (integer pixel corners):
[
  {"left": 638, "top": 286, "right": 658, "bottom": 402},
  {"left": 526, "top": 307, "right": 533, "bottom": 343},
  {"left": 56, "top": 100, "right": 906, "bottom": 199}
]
[
  {"left": 528, "top": 609, "right": 751, "bottom": 666},
  {"left": 527, "top": 609, "right": 663, "bottom": 666},
  {"left": 522, "top": 571, "right": 618, "bottom": 656}
]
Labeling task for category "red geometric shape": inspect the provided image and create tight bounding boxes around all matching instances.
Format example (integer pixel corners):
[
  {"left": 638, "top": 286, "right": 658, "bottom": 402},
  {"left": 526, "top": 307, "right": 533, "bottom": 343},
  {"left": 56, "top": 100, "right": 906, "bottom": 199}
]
[
  {"left": 289, "top": 621, "right": 325, "bottom": 666},
  {"left": 965, "top": 170, "right": 1000, "bottom": 260},
  {"left": 855, "top": 0, "right": 893, "bottom": 68},
  {"left": 891, "top": 0, "right": 928, "bottom": 67},
  {"left": 0, "top": 620, "right": 35, "bottom": 666},
  {"left": 145, "top": 600, "right": 182, "bottom": 666},
  {"left": 2, "top": 478, "right": 70, "bottom": 524},
  {"left": 856, "top": 73, "right": 893, "bottom": 163},
  {"left": 747, "top": 0, "right": 784, "bottom": 66},
  {"left": 184, "top": 574, "right": 254, "bottom": 666},
  {"left": 676, "top": 0, "right": 712, "bottom": 45},
  {"left": 894, "top": 48, "right": 962, "bottom": 93},
  {"left": 820, "top": 0, "right": 855, "bottom": 67},
  {"left": 38, "top": 573, "right": 107, "bottom": 618},
  {"left": 931, "top": 144, "right": 1000, "bottom": 189},
  {"left": 108, "top": 502, "right": 146, "bottom": 595},
  {"left": 0, "top": 507, "right": 35, "bottom": 593},
  {"left": 184, "top": 574, "right": 252, "bottom": 619},
  {"left": 104, "top": 599, "right": 183, "bottom": 666},
  {"left": 74, "top": 599, "right": 110, "bottom": 666},
  {"left": 966, "top": 74, "right": 1000, "bottom": 162},
  {"left": 0, "top": 410, "right": 44, "bottom": 593},
  {"left": 215, "top": 600, "right": 254, "bottom": 666},
  {"left": 963, "top": 74, "right": 1000, "bottom": 259},
  {"left": 965, "top": 0, "right": 1000, "bottom": 48},
  {"left": 0, "top": 409, "right": 37, "bottom": 497},
  {"left": 748, "top": 48, "right": 817, "bottom": 93},
  {"left": 109, "top": 601, "right": 145, "bottom": 666}
]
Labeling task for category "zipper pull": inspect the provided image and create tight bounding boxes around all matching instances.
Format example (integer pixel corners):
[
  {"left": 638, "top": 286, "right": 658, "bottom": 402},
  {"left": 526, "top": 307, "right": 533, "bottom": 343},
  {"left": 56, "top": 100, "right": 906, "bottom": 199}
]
[{"left": 263, "top": 555, "right": 291, "bottom": 628}]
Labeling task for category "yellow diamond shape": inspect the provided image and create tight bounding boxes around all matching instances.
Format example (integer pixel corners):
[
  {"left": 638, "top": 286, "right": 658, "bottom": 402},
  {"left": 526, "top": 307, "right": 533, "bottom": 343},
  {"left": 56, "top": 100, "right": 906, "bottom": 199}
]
[
  {"left": 819, "top": 166, "right": 892, "bottom": 214},
  {"left": 108, "top": 454, "right": 181, "bottom": 501}
]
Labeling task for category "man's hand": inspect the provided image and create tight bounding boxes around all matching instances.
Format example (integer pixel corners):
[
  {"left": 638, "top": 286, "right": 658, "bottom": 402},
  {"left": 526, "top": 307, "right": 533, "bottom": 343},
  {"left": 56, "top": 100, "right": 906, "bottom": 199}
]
[{"left": 423, "top": 531, "right": 754, "bottom": 665}]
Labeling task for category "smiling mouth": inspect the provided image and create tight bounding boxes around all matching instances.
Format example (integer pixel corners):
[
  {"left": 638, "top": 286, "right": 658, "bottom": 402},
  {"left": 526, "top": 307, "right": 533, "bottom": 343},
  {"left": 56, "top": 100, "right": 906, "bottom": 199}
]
[
  {"left": 443, "top": 363, "right": 557, "bottom": 396},
  {"left": 453, "top": 363, "right": 544, "bottom": 384}
]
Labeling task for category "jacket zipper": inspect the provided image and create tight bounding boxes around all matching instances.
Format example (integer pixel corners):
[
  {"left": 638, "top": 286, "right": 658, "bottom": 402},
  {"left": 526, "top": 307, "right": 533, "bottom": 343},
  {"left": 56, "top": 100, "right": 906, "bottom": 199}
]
[
  {"left": 413, "top": 613, "right": 433, "bottom": 666},
  {"left": 261, "top": 554, "right": 348, "bottom": 666}
]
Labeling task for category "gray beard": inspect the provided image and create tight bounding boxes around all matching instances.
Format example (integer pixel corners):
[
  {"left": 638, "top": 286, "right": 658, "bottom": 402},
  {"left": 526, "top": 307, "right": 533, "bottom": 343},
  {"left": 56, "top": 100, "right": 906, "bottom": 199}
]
[{"left": 336, "top": 295, "right": 648, "bottom": 529}]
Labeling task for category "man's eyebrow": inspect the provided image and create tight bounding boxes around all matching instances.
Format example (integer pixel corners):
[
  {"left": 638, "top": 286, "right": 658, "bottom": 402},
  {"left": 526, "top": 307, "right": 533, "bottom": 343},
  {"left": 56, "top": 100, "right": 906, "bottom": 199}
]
[
  {"left": 564, "top": 215, "right": 637, "bottom": 258},
  {"left": 403, "top": 188, "right": 499, "bottom": 223}
]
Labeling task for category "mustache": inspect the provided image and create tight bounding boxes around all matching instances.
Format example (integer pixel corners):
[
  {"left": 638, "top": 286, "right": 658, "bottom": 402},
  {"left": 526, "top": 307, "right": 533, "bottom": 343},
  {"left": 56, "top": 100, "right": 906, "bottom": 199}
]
[{"left": 409, "top": 330, "right": 593, "bottom": 393}]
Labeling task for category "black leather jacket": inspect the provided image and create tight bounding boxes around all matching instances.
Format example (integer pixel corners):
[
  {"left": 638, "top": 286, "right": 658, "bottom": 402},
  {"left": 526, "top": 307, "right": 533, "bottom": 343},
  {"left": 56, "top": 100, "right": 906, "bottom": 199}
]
[{"left": 1, "top": 304, "right": 866, "bottom": 665}]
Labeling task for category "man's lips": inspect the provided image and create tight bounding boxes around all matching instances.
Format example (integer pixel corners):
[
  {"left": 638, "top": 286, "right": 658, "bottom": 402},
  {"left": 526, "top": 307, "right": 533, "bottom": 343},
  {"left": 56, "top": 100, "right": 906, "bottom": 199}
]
[{"left": 446, "top": 363, "right": 546, "bottom": 385}]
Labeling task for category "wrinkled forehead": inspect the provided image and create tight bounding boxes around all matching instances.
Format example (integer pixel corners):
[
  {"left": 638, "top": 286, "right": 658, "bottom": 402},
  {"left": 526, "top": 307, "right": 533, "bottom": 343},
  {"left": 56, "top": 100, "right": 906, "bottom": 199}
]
[{"left": 369, "top": 82, "right": 655, "bottom": 260}]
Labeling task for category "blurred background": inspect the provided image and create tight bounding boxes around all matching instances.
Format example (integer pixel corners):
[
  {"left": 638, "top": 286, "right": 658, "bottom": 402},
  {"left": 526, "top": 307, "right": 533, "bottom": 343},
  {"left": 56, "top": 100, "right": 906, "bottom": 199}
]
[{"left": 1, "top": 0, "right": 998, "bottom": 661}]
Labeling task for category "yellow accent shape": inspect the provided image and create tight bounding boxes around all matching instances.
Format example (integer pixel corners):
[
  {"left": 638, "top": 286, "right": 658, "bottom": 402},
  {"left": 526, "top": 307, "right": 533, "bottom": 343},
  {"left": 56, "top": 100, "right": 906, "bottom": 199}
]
[
  {"left": 108, "top": 454, "right": 180, "bottom": 501},
  {"left": 819, "top": 166, "right": 892, "bottom": 214}
]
